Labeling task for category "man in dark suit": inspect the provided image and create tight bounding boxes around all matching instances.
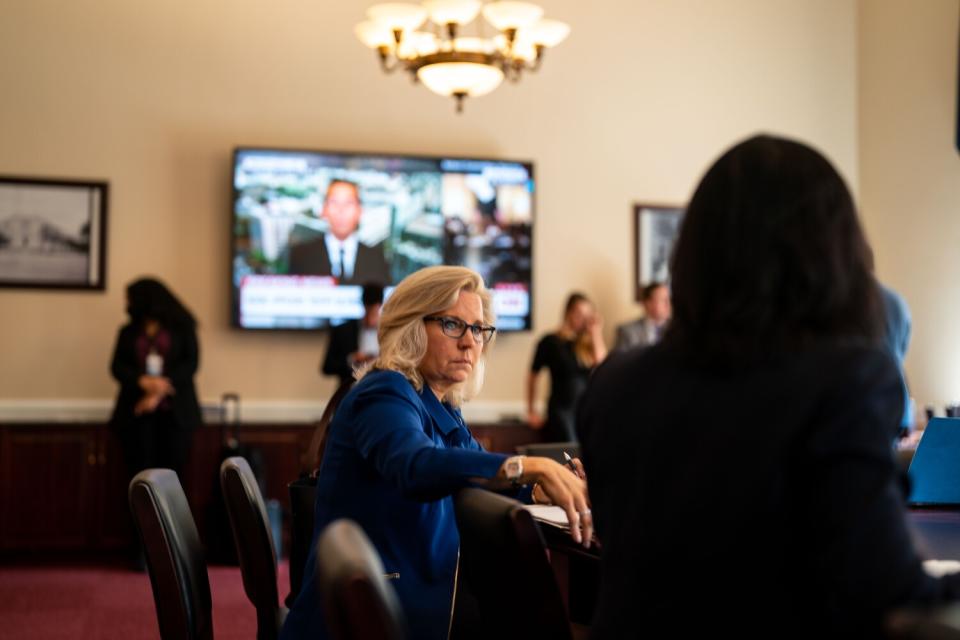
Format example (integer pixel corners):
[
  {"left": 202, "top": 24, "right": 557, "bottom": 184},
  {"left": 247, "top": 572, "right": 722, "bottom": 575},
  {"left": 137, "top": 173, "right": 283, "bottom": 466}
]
[
  {"left": 322, "top": 283, "right": 383, "bottom": 387},
  {"left": 612, "top": 280, "right": 671, "bottom": 352},
  {"left": 288, "top": 179, "right": 391, "bottom": 284}
]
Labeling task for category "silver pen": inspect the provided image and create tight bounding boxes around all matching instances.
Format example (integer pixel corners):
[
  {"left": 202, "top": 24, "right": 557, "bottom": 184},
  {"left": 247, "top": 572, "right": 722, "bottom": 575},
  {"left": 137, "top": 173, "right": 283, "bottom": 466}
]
[{"left": 563, "top": 451, "right": 582, "bottom": 478}]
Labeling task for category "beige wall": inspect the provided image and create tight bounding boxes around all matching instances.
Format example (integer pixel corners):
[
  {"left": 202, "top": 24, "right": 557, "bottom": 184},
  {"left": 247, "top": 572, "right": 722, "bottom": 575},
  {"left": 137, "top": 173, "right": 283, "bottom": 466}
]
[
  {"left": 0, "top": 0, "right": 858, "bottom": 415},
  {"left": 858, "top": 0, "right": 960, "bottom": 412}
]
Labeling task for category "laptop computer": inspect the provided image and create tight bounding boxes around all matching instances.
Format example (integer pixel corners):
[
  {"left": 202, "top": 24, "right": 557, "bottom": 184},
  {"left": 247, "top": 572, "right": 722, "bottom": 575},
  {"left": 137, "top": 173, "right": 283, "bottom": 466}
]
[
  {"left": 906, "top": 418, "right": 960, "bottom": 559},
  {"left": 908, "top": 418, "right": 960, "bottom": 507}
]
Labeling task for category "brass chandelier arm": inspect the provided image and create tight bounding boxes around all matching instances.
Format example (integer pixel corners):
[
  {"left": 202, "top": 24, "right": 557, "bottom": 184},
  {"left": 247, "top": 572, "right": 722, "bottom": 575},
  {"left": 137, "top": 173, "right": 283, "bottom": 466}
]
[
  {"left": 405, "top": 50, "right": 500, "bottom": 73},
  {"left": 376, "top": 46, "right": 403, "bottom": 73},
  {"left": 502, "top": 45, "right": 546, "bottom": 81}
]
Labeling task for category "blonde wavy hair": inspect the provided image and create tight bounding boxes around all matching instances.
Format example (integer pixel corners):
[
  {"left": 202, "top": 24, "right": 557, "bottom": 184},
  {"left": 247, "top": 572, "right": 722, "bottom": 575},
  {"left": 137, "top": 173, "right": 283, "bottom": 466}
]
[{"left": 355, "top": 266, "right": 496, "bottom": 406}]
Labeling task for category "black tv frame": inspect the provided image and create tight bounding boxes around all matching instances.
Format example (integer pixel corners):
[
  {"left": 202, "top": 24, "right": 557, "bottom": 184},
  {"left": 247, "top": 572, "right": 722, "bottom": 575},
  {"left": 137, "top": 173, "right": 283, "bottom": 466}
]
[{"left": 229, "top": 145, "right": 536, "bottom": 333}]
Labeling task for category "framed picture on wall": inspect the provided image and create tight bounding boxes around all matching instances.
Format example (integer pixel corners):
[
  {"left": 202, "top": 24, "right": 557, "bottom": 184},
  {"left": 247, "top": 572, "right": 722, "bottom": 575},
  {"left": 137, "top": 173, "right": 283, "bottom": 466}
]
[
  {"left": 0, "top": 176, "right": 109, "bottom": 290},
  {"left": 634, "top": 203, "right": 684, "bottom": 301}
]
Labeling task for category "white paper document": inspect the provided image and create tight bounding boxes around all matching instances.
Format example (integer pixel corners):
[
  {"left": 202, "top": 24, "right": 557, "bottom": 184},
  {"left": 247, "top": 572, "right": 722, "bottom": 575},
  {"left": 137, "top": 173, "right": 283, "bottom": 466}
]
[{"left": 523, "top": 504, "right": 570, "bottom": 529}]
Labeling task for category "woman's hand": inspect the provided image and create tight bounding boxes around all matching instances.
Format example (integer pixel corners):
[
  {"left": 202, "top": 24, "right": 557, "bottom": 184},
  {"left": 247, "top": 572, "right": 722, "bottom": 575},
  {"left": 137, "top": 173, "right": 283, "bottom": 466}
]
[
  {"left": 523, "top": 456, "right": 593, "bottom": 548},
  {"left": 586, "top": 313, "right": 608, "bottom": 364},
  {"left": 139, "top": 375, "right": 174, "bottom": 397},
  {"left": 134, "top": 393, "right": 162, "bottom": 416},
  {"left": 136, "top": 376, "right": 175, "bottom": 416},
  {"left": 587, "top": 312, "right": 604, "bottom": 337},
  {"left": 568, "top": 456, "right": 587, "bottom": 481}
]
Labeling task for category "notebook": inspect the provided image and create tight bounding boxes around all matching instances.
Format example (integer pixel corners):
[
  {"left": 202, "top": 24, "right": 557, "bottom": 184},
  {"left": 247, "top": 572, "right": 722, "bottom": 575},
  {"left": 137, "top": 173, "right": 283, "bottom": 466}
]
[{"left": 908, "top": 417, "right": 960, "bottom": 507}]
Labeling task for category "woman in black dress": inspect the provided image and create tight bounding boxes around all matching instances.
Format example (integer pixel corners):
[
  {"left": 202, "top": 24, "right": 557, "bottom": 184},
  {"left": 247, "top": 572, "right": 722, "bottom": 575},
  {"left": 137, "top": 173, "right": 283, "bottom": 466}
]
[
  {"left": 526, "top": 292, "right": 607, "bottom": 442},
  {"left": 109, "top": 277, "right": 201, "bottom": 480}
]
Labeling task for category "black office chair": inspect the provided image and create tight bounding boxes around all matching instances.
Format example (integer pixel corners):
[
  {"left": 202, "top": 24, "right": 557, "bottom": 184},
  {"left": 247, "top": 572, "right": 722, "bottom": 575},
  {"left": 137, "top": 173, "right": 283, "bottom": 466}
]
[
  {"left": 220, "top": 457, "right": 287, "bottom": 640},
  {"left": 315, "top": 519, "right": 406, "bottom": 640},
  {"left": 515, "top": 441, "right": 581, "bottom": 465},
  {"left": 129, "top": 469, "right": 213, "bottom": 640},
  {"left": 453, "top": 488, "right": 572, "bottom": 640},
  {"left": 286, "top": 474, "right": 317, "bottom": 607}
]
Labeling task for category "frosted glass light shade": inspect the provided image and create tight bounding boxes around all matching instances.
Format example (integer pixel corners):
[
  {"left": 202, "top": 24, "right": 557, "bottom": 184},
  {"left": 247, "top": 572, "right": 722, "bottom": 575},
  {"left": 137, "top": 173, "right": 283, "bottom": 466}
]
[
  {"left": 417, "top": 62, "right": 504, "bottom": 97},
  {"left": 495, "top": 36, "right": 537, "bottom": 61},
  {"left": 423, "top": 0, "right": 482, "bottom": 26},
  {"left": 481, "top": 1, "right": 544, "bottom": 31},
  {"left": 453, "top": 37, "right": 496, "bottom": 54},
  {"left": 525, "top": 19, "right": 570, "bottom": 47},
  {"left": 366, "top": 3, "right": 428, "bottom": 31},
  {"left": 355, "top": 21, "right": 396, "bottom": 48},
  {"left": 397, "top": 31, "right": 440, "bottom": 57}
]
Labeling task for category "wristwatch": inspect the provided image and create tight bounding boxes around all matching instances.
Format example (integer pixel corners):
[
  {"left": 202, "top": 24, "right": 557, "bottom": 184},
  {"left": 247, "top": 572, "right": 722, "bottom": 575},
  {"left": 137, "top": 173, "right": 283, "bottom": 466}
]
[{"left": 504, "top": 455, "right": 524, "bottom": 487}]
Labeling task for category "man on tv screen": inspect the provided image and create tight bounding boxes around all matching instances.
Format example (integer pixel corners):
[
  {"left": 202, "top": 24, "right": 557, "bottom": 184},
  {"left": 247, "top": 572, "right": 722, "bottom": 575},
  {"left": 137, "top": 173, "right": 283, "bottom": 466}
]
[{"left": 287, "top": 179, "right": 391, "bottom": 285}]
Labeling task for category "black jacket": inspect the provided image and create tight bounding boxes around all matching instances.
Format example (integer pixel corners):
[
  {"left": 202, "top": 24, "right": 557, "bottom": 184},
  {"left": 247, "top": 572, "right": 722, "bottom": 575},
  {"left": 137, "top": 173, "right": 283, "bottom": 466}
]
[
  {"left": 322, "top": 319, "right": 360, "bottom": 384},
  {"left": 109, "top": 323, "right": 202, "bottom": 432},
  {"left": 577, "top": 341, "right": 960, "bottom": 637}
]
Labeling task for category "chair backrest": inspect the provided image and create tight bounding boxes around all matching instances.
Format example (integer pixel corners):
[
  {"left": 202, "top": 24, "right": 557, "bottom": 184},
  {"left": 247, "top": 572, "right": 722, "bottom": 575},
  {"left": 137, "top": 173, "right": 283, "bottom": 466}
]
[
  {"left": 220, "top": 456, "right": 285, "bottom": 640},
  {"left": 286, "top": 475, "right": 318, "bottom": 607},
  {"left": 515, "top": 441, "right": 581, "bottom": 465},
  {"left": 315, "top": 519, "right": 406, "bottom": 640},
  {"left": 129, "top": 469, "right": 213, "bottom": 640},
  {"left": 453, "top": 488, "right": 572, "bottom": 640}
]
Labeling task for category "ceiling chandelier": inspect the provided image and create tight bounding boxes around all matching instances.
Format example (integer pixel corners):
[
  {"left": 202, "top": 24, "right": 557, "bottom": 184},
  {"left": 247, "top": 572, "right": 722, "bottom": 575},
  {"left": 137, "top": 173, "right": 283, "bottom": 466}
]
[{"left": 355, "top": 1, "right": 570, "bottom": 113}]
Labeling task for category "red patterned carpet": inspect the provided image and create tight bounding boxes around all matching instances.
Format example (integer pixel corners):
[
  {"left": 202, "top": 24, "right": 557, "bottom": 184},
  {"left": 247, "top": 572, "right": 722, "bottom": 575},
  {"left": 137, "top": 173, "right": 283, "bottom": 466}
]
[{"left": 0, "top": 559, "right": 290, "bottom": 639}]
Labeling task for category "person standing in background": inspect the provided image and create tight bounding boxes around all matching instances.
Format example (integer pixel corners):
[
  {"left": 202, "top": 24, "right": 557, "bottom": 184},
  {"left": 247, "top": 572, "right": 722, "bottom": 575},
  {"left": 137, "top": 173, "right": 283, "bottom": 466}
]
[
  {"left": 527, "top": 292, "right": 607, "bottom": 442},
  {"left": 321, "top": 282, "right": 384, "bottom": 388},
  {"left": 109, "top": 277, "right": 201, "bottom": 568},
  {"left": 613, "top": 281, "right": 672, "bottom": 352},
  {"left": 110, "top": 278, "right": 201, "bottom": 476},
  {"left": 880, "top": 282, "right": 914, "bottom": 435}
]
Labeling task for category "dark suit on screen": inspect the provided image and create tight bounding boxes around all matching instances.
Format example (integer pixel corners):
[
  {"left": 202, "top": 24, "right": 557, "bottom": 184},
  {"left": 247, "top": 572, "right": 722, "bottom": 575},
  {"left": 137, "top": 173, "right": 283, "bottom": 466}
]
[
  {"left": 288, "top": 233, "right": 390, "bottom": 285},
  {"left": 577, "top": 341, "right": 960, "bottom": 637}
]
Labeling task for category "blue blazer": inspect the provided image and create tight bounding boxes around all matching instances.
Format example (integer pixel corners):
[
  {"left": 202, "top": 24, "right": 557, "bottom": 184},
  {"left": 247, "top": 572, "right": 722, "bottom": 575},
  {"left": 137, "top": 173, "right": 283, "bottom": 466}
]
[{"left": 280, "top": 369, "right": 508, "bottom": 640}]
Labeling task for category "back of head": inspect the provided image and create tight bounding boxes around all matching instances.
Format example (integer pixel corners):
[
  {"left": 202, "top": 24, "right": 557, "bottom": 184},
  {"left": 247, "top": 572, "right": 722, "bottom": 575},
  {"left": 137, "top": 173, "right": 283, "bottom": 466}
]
[
  {"left": 666, "top": 134, "right": 881, "bottom": 364},
  {"left": 126, "top": 277, "right": 196, "bottom": 331}
]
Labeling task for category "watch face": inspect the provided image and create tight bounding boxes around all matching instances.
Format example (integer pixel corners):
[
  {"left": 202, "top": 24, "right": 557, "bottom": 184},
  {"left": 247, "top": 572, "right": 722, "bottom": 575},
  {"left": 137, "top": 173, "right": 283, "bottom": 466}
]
[{"left": 506, "top": 457, "right": 522, "bottom": 479}]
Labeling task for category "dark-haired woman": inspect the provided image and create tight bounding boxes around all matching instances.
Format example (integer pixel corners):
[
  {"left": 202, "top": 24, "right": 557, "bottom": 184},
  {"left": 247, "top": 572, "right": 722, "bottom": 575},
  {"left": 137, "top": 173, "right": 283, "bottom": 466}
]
[
  {"left": 578, "top": 135, "right": 960, "bottom": 637},
  {"left": 526, "top": 292, "right": 607, "bottom": 442},
  {"left": 109, "top": 278, "right": 201, "bottom": 480}
]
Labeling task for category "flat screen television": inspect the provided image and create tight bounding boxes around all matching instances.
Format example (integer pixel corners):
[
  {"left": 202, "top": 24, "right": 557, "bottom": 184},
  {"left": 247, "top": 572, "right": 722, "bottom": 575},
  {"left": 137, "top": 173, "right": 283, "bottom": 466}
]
[{"left": 231, "top": 147, "right": 534, "bottom": 331}]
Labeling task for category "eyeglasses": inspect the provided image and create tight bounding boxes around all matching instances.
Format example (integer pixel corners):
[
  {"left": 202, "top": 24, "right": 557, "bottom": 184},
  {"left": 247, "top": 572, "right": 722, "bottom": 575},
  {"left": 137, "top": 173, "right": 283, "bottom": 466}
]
[{"left": 424, "top": 316, "right": 496, "bottom": 344}]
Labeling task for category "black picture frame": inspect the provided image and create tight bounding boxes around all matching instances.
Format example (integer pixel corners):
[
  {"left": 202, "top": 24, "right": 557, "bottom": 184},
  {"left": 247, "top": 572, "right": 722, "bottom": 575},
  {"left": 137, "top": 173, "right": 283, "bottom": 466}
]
[
  {"left": 0, "top": 176, "right": 109, "bottom": 290},
  {"left": 634, "top": 203, "right": 684, "bottom": 301}
]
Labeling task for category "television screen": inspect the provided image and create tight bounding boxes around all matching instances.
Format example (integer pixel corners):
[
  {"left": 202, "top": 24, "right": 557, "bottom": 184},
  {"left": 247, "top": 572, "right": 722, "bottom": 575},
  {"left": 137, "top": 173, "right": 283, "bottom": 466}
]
[{"left": 231, "top": 148, "right": 534, "bottom": 331}]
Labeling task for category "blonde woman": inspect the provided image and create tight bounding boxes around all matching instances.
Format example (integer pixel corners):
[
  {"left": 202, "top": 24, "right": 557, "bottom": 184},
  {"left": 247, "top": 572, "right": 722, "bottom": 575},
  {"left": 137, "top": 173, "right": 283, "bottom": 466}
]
[
  {"left": 527, "top": 292, "right": 608, "bottom": 442},
  {"left": 281, "top": 266, "right": 592, "bottom": 640}
]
